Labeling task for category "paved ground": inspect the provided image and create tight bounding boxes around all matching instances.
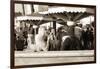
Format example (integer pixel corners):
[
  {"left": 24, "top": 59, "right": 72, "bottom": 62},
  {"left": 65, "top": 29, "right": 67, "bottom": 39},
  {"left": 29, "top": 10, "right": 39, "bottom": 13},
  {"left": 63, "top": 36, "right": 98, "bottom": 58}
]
[{"left": 15, "top": 50, "right": 94, "bottom": 66}]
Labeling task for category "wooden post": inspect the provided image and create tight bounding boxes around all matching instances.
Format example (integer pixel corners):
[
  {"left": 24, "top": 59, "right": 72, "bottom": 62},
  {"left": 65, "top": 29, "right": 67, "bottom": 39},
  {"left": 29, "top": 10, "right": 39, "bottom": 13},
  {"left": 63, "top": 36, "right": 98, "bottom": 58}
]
[
  {"left": 22, "top": 4, "right": 25, "bottom": 15},
  {"left": 53, "top": 17, "right": 56, "bottom": 34},
  {"left": 31, "top": 4, "right": 34, "bottom": 13}
]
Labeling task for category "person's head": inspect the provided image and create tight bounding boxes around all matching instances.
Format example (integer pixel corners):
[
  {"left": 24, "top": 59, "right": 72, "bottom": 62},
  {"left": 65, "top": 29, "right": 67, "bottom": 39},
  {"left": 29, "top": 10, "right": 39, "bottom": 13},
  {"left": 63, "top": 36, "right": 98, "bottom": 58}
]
[
  {"left": 50, "top": 28, "right": 55, "bottom": 35},
  {"left": 57, "top": 27, "right": 62, "bottom": 32},
  {"left": 87, "top": 27, "right": 89, "bottom": 30},
  {"left": 30, "top": 25, "right": 33, "bottom": 28},
  {"left": 38, "top": 26, "right": 46, "bottom": 35},
  {"left": 51, "top": 28, "right": 55, "bottom": 32},
  {"left": 75, "top": 24, "right": 78, "bottom": 26},
  {"left": 78, "top": 24, "right": 82, "bottom": 28},
  {"left": 82, "top": 25, "right": 86, "bottom": 31},
  {"left": 20, "top": 27, "right": 23, "bottom": 31}
]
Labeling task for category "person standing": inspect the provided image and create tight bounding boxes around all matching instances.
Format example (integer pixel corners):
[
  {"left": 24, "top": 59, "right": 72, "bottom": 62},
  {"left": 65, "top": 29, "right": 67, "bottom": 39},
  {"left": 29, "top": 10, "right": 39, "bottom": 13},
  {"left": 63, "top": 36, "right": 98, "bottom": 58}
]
[
  {"left": 47, "top": 28, "right": 57, "bottom": 51},
  {"left": 16, "top": 27, "right": 25, "bottom": 51},
  {"left": 74, "top": 24, "right": 82, "bottom": 40}
]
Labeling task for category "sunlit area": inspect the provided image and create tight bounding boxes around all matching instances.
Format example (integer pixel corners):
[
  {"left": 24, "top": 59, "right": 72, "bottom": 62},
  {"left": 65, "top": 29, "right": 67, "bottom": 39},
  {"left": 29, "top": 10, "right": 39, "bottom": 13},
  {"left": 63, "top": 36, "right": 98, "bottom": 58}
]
[{"left": 80, "top": 16, "right": 94, "bottom": 26}]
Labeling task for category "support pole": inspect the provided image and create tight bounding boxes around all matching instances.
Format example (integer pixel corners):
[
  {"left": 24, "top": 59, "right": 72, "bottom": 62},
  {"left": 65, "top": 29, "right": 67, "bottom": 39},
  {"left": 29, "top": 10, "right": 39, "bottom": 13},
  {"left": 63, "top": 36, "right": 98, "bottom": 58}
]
[{"left": 53, "top": 17, "right": 56, "bottom": 34}]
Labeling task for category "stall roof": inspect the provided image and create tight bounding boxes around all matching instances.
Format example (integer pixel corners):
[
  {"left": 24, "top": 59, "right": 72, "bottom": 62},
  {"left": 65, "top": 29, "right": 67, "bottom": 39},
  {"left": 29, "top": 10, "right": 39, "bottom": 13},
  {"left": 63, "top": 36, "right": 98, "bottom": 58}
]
[
  {"left": 15, "top": 16, "right": 53, "bottom": 21},
  {"left": 39, "top": 7, "right": 94, "bottom": 23},
  {"left": 39, "top": 7, "right": 94, "bottom": 14},
  {"left": 15, "top": 7, "right": 94, "bottom": 25},
  {"left": 15, "top": 15, "right": 55, "bottom": 25},
  {"left": 15, "top": 16, "right": 67, "bottom": 25}
]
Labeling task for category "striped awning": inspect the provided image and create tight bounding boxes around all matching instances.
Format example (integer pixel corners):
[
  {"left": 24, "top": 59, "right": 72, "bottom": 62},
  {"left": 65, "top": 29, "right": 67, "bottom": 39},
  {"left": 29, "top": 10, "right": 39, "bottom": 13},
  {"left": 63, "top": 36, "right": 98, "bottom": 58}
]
[
  {"left": 39, "top": 7, "right": 94, "bottom": 22},
  {"left": 39, "top": 7, "right": 94, "bottom": 14},
  {"left": 15, "top": 16, "right": 53, "bottom": 21}
]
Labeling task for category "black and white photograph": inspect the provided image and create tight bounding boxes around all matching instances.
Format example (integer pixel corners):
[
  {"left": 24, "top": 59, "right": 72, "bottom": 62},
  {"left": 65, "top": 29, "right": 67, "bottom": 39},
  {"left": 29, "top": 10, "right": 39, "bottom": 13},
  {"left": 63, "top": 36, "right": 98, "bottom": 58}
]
[{"left": 11, "top": 0, "right": 96, "bottom": 68}]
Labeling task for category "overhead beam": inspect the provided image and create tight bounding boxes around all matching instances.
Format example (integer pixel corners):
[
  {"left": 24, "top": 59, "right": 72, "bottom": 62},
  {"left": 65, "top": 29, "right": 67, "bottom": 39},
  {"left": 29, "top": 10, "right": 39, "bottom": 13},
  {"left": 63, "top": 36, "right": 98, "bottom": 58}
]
[
  {"left": 53, "top": 14, "right": 68, "bottom": 22},
  {"left": 64, "top": 12, "right": 72, "bottom": 21},
  {"left": 73, "top": 13, "right": 84, "bottom": 21}
]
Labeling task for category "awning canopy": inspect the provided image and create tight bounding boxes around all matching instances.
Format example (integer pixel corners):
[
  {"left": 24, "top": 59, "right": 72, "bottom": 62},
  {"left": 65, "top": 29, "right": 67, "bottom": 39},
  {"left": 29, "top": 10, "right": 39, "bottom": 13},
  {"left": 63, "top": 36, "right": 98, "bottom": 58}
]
[
  {"left": 39, "top": 7, "right": 94, "bottom": 22},
  {"left": 15, "top": 15, "right": 55, "bottom": 25},
  {"left": 15, "top": 16, "right": 67, "bottom": 25},
  {"left": 15, "top": 16, "right": 53, "bottom": 21},
  {"left": 39, "top": 7, "right": 86, "bottom": 14},
  {"left": 39, "top": 7, "right": 94, "bottom": 14},
  {"left": 15, "top": 7, "right": 94, "bottom": 25}
]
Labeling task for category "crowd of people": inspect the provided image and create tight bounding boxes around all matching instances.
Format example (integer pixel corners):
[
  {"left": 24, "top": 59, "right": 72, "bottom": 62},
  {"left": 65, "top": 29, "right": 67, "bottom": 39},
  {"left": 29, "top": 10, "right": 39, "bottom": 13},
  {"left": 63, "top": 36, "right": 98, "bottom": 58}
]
[{"left": 14, "top": 22, "right": 94, "bottom": 51}]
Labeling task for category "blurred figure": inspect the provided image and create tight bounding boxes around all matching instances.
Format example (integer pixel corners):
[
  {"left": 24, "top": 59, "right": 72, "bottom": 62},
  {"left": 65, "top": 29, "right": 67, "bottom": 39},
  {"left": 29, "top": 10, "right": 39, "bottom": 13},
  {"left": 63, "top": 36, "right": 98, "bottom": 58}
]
[
  {"left": 86, "top": 27, "right": 94, "bottom": 49},
  {"left": 27, "top": 25, "right": 34, "bottom": 48},
  {"left": 74, "top": 24, "right": 82, "bottom": 40},
  {"left": 56, "top": 27, "right": 63, "bottom": 50},
  {"left": 23, "top": 23, "right": 28, "bottom": 49},
  {"left": 59, "top": 26, "right": 81, "bottom": 50},
  {"left": 47, "top": 28, "right": 57, "bottom": 51},
  {"left": 16, "top": 36, "right": 25, "bottom": 51},
  {"left": 81, "top": 27, "right": 87, "bottom": 49},
  {"left": 16, "top": 27, "right": 25, "bottom": 51},
  {"left": 35, "top": 26, "right": 48, "bottom": 52},
  {"left": 81, "top": 25, "right": 94, "bottom": 50}
]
